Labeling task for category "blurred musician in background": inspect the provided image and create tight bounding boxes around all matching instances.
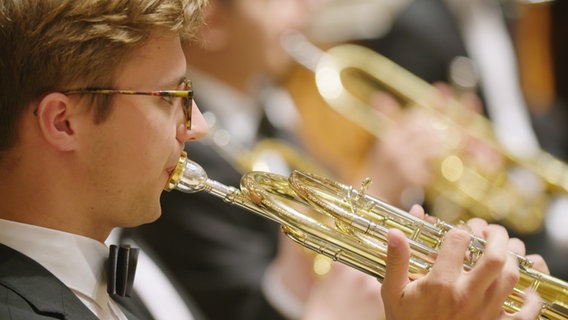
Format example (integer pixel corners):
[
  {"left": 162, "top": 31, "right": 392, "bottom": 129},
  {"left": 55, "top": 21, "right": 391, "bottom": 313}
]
[{"left": 300, "top": 0, "right": 568, "bottom": 280}]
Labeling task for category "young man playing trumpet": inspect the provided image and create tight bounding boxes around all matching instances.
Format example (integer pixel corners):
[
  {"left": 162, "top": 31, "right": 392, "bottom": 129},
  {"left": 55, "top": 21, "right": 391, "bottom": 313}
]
[{"left": 0, "top": 0, "right": 547, "bottom": 319}]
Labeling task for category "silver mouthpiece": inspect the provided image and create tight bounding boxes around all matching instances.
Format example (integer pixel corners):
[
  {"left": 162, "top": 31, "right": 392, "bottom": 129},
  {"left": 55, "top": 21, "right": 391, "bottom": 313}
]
[
  {"left": 166, "top": 151, "right": 208, "bottom": 193},
  {"left": 166, "top": 151, "right": 242, "bottom": 201}
]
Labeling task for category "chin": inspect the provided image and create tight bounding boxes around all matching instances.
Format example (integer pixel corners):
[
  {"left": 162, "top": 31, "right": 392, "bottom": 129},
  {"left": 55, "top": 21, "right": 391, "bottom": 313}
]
[
  {"left": 147, "top": 211, "right": 162, "bottom": 224},
  {"left": 129, "top": 201, "right": 162, "bottom": 227},
  {"left": 121, "top": 212, "right": 160, "bottom": 228},
  {"left": 143, "top": 205, "right": 162, "bottom": 224}
]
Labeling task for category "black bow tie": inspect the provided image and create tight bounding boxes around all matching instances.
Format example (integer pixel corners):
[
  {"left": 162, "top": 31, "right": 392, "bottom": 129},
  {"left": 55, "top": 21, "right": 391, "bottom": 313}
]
[{"left": 107, "top": 244, "right": 139, "bottom": 297}]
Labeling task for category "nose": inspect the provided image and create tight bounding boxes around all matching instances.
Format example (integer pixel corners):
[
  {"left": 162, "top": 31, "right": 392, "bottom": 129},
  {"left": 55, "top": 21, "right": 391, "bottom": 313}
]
[{"left": 177, "top": 101, "right": 208, "bottom": 143}]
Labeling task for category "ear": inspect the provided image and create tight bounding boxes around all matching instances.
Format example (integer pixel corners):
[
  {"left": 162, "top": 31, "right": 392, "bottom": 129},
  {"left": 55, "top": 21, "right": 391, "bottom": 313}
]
[{"left": 35, "top": 92, "right": 79, "bottom": 152}]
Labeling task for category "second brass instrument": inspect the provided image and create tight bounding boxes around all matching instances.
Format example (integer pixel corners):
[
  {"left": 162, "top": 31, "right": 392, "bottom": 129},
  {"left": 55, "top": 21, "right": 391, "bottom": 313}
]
[
  {"left": 282, "top": 33, "right": 568, "bottom": 234},
  {"left": 167, "top": 152, "right": 568, "bottom": 319}
]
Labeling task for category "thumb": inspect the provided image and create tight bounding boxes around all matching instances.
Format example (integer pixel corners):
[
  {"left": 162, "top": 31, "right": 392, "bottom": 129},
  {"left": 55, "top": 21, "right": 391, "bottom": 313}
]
[{"left": 381, "top": 229, "right": 411, "bottom": 303}]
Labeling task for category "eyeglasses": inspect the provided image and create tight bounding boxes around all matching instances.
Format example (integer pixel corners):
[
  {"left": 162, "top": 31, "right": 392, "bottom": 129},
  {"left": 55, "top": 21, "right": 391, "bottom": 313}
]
[{"left": 63, "top": 79, "right": 193, "bottom": 129}]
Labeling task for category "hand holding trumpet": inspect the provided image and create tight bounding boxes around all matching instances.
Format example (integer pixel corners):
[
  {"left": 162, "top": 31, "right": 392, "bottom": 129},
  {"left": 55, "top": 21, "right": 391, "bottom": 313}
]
[{"left": 383, "top": 205, "right": 548, "bottom": 320}]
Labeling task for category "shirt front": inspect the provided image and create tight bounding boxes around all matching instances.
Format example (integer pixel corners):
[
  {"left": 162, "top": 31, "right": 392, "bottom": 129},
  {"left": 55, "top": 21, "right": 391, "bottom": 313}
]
[
  {"left": 0, "top": 218, "right": 128, "bottom": 319},
  {"left": 445, "top": 0, "right": 540, "bottom": 158}
]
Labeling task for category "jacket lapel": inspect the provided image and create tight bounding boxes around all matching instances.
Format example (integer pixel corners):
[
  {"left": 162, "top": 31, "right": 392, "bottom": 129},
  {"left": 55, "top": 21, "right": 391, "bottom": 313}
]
[{"left": 0, "top": 243, "right": 99, "bottom": 320}]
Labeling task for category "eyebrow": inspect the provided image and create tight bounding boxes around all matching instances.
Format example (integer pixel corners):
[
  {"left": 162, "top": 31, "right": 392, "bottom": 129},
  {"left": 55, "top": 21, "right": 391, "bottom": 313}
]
[{"left": 160, "top": 76, "right": 188, "bottom": 90}]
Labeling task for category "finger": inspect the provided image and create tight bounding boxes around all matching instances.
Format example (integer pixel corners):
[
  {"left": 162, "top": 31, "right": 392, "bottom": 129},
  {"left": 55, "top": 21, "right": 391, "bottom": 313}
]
[
  {"left": 422, "top": 212, "right": 438, "bottom": 224},
  {"left": 407, "top": 205, "right": 441, "bottom": 231},
  {"left": 466, "top": 225, "right": 511, "bottom": 291},
  {"left": 408, "top": 204, "right": 425, "bottom": 220},
  {"left": 490, "top": 243, "right": 521, "bottom": 313},
  {"left": 507, "top": 290, "right": 543, "bottom": 320},
  {"left": 429, "top": 228, "right": 471, "bottom": 280},
  {"left": 382, "top": 229, "right": 411, "bottom": 305},
  {"left": 526, "top": 254, "right": 550, "bottom": 275},
  {"left": 464, "top": 218, "right": 487, "bottom": 237},
  {"left": 507, "top": 237, "right": 526, "bottom": 257},
  {"left": 432, "top": 82, "right": 454, "bottom": 99},
  {"left": 457, "top": 91, "right": 483, "bottom": 113}
]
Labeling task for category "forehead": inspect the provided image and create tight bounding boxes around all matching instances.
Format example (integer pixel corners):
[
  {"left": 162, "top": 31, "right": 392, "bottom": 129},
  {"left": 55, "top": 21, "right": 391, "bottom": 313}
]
[{"left": 114, "top": 30, "right": 187, "bottom": 89}]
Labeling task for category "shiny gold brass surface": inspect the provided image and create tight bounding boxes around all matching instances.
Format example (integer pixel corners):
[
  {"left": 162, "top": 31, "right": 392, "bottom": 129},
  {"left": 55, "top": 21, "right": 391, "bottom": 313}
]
[
  {"left": 167, "top": 152, "right": 568, "bottom": 319},
  {"left": 287, "top": 38, "right": 568, "bottom": 234}
]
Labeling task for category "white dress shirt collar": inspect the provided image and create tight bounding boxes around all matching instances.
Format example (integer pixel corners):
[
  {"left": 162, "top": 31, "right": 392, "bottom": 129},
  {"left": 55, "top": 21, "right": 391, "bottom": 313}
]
[{"left": 0, "top": 218, "right": 125, "bottom": 319}]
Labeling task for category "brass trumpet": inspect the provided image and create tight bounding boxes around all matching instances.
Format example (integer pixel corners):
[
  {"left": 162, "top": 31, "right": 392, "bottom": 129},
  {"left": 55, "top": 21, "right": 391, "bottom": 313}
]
[
  {"left": 282, "top": 32, "right": 568, "bottom": 234},
  {"left": 166, "top": 152, "right": 568, "bottom": 319}
]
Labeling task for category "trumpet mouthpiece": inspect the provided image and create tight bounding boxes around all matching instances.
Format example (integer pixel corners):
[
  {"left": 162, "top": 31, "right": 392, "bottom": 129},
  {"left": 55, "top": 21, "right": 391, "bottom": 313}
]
[{"left": 166, "top": 151, "right": 208, "bottom": 193}]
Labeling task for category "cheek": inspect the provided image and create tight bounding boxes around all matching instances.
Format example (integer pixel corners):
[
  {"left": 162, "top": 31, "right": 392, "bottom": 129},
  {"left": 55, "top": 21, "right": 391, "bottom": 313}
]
[
  {"left": 79, "top": 102, "right": 175, "bottom": 219},
  {"left": 131, "top": 117, "right": 175, "bottom": 163},
  {"left": 98, "top": 110, "right": 171, "bottom": 178},
  {"left": 105, "top": 98, "right": 179, "bottom": 165},
  {"left": 131, "top": 103, "right": 178, "bottom": 145},
  {"left": 141, "top": 119, "right": 181, "bottom": 181}
]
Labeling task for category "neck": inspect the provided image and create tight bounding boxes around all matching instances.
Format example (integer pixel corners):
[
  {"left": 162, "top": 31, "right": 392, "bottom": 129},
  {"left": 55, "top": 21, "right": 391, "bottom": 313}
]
[{"left": 0, "top": 150, "right": 112, "bottom": 243}]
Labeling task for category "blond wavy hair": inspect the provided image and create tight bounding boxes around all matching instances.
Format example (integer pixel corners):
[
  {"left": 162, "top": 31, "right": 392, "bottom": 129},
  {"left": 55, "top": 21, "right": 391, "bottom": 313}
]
[{"left": 0, "top": 0, "right": 208, "bottom": 153}]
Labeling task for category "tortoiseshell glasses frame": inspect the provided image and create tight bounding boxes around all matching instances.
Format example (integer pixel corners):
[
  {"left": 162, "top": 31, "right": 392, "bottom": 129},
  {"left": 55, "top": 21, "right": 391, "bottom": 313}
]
[{"left": 63, "top": 79, "right": 193, "bottom": 129}]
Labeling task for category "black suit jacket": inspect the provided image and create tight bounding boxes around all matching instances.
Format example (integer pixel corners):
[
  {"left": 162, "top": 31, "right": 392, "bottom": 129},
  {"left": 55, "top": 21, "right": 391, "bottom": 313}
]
[
  {"left": 124, "top": 140, "right": 285, "bottom": 320},
  {"left": 531, "top": 0, "right": 568, "bottom": 162},
  {"left": 0, "top": 243, "right": 143, "bottom": 320},
  {"left": 357, "top": 0, "right": 467, "bottom": 85}
]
